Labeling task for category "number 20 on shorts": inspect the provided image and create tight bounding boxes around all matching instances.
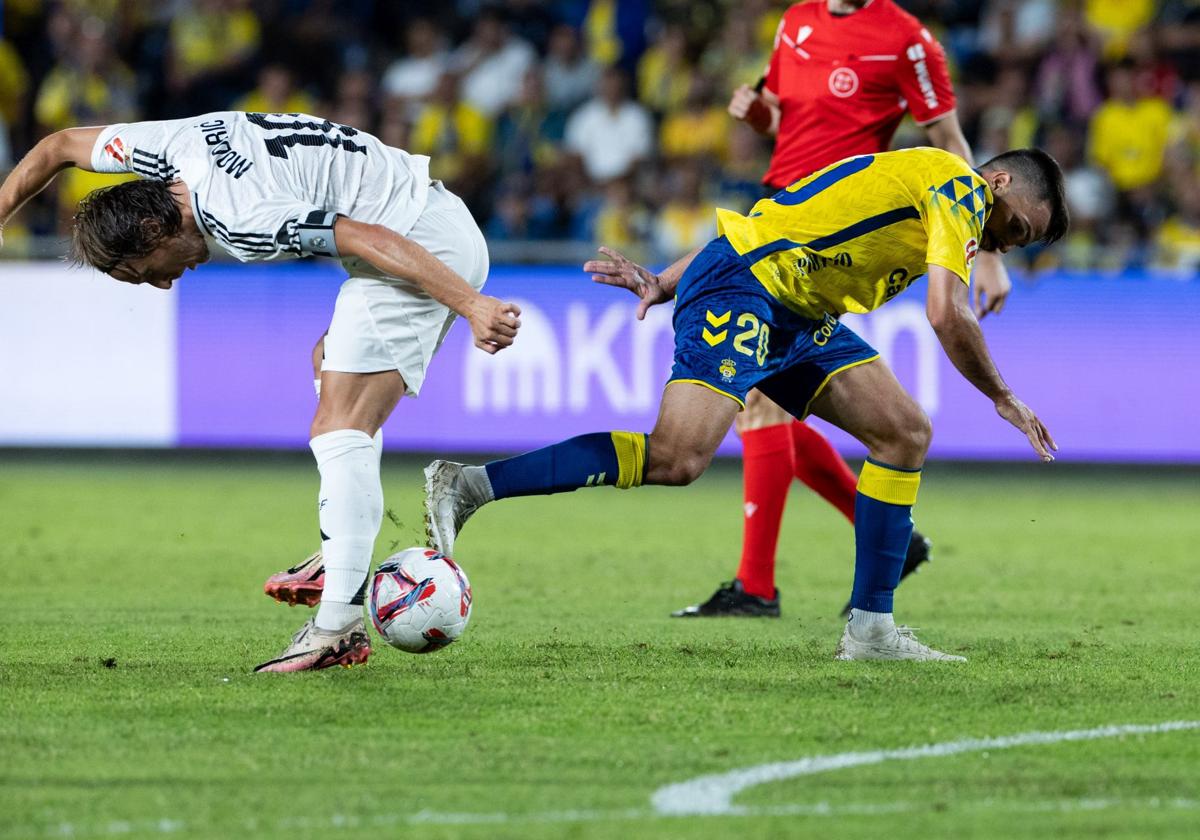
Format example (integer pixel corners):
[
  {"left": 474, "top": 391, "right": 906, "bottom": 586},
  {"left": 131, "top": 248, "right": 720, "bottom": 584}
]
[{"left": 703, "top": 310, "right": 770, "bottom": 365}]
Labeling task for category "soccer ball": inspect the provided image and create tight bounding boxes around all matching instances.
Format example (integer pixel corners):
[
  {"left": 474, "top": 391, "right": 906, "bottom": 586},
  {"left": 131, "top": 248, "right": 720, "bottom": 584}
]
[{"left": 367, "top": 547, "right": 473, "bottom": 653}]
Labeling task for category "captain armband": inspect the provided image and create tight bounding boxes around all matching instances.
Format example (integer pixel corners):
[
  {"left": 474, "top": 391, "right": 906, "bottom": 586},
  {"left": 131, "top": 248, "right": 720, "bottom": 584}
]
[{"left": 294, "top": 210, "right": 341, "bottom": 257}]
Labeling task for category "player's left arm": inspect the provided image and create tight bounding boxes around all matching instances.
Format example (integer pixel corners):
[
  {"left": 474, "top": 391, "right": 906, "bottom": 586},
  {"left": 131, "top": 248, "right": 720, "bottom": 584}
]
[
  {"left": 914, "top": 38, "right": 1013, "bottom": 320},
  {"left": 926, "top": 265, "right": 1056, "bottom": 461},
  {"left": 333, "top": 217, "right": 521, "bottom": 355}
]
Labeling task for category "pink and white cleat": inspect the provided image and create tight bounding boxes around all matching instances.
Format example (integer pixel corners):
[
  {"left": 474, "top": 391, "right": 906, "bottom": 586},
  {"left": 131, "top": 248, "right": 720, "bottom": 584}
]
[
  {"left": 253, "top": 617, "right": 371, "bottom": 673},
  {"left": 263, "top": 551, "right": 325, "bottom": 607}
]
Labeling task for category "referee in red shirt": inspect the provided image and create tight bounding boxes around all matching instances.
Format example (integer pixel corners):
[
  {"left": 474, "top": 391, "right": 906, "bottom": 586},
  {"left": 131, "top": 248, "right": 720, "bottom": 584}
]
[{"left": 673, "top": 0, "right": 1012, "bottom": 618}]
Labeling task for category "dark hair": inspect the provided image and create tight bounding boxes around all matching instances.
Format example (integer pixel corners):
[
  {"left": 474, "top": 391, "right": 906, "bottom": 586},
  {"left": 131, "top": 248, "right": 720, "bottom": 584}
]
[
  {"left": 980, "top": 148, "right": 1070, "bottom": 245},
  {"left": 70, "top": 179, "right": 182, "bottom": 272}
]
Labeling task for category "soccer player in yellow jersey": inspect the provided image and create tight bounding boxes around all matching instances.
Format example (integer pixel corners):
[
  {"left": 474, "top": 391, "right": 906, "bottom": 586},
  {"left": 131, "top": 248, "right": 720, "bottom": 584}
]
[{"left": 424, "top": 146, "right": 1068, "bottom": 661}]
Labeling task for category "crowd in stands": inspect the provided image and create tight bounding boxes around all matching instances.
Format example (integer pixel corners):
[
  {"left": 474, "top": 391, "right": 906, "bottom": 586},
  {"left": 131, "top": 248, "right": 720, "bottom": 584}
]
[{"left": 2, "top": 0, "right": 1200, "bottom": 273}]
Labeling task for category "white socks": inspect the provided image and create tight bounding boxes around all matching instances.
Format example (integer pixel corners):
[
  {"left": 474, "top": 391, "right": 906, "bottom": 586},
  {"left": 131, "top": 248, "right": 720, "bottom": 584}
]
[
  {"left": 311, "top": 429, "right": 383, "bottom": 631},
  {"left": 462, "top": 465, "right": 496, "bottom": 502},
  {"left": 849, "top": 609, "right": 895, "bottom": 636}
]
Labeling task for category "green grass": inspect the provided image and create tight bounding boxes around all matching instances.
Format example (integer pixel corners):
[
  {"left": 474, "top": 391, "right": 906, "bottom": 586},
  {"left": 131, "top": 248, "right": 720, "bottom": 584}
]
[{"left": 2, "top": 453, "right": 1198, "bottom": 839}]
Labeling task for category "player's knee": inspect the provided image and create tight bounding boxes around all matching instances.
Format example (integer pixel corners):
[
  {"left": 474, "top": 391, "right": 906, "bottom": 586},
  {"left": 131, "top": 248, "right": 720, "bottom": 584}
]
[
  {"left": 646, "top": 441, "right": 710, "bottom": 486},
  {"left": 893, "top": 408, "right": 932, "bottom": 460}
]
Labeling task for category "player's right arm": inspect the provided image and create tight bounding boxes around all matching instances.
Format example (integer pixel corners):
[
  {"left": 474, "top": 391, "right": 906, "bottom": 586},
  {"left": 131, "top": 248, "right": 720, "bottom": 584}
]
[
  {"left": 0, "top": 127, "right": 104, "bottom": 242},
  {"left": 332, "top": 217, "right": 520, "bottom": 355},
  {"left": 585, "top": 246, "right": 701, "bottom": 320},
  {"left": 926, "top": 265, "right": 1056, "bottom": 462}
]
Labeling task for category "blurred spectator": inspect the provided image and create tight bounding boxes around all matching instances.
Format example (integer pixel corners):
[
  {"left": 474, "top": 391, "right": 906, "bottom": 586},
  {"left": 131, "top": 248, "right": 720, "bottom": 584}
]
[
  {"left": 166, "top": 0, "right": 260, "bottom": 115},
  {"left": 505, "top": 0, "right": 555, "bottom": 52},
  {"left": 232, "top": 63, "right": 316, "bottom": 115},
  {"left": 495, "top": 69, "right": 564, "bottom": 176},
  {"left": 564, "top": 66, "right": 652, "bottom": 184},
  {"left": 409, "top": 72, "right": 493, "bottom": 210},
  {"left": 1089, "top": 59, "right": 1174, "bottom": 192},
  {"left": 637, "top": 23, "right": 690, "bottom": 115},
  {"left": 542, "top": 24, "right": 599, "bottom": 117},
  {"left": 453, "top": 9, "right": 536, "bottom": 119},
  {"left": 1084, "top": 0, "right": 1156, "bottom": 58},
  {"left": 714, "top": 122, "right": 771, "bottom": 210},
  {"left": 977, "top": 0, "right": 1056, "bottom": 63},
  {"left": 34, "top": 17, "right": 137, "bottom": 133},
  {"left": 1035, "top": 10, "right": 1102, "bottom": 126},
  {"left": 572, "top": 0, "right": 649, "bottom": 73},
  {"left": 659, "top": 75, "right": 728, "bottom": 164},
  {"left": 381, "top": 18, "right": 448, "bottom": 120},
  {"left": 325, "top": 68, "right": 376, "bottom": 129},
  {"left": 699, "top": 14, "right": 766, "bottom": 97},
  {"left": 652, "top": 163, "right": 717, "bottom": 256},
  {"left": 487, "top": 178, "right": 537, "bottom": 241},
  {"left": 975, "top": 65, "right": 1038, "bottom": 157},
  {"left": 0, "top": 0, "right": 1194, "bottom": 272},
  {"left": 1155, "top": 176, "right": 1200, "bottom": 272},
  {"left": 0, "top": 37, "right": 29, "bottom": 130},
  {"left": 590, "top": 177, "right": 651, "bottom": 251}
]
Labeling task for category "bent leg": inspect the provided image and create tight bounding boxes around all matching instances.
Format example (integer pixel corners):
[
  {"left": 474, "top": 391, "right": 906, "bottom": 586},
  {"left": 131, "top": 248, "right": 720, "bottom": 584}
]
[
  {"left": 808, "top": 359, "right": 931, "bottom": 618},
  {"left": 310, "top": 370, "right": 406, "bottom": 631},
  {"left": 480, "top": 381, "right": 739, "bottom": 499}
]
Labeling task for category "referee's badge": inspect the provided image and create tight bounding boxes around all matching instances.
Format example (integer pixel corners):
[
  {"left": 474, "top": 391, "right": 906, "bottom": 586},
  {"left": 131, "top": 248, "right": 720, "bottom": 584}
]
[{"left": 828, "top": 67, "right": 859, "bottom": 98}]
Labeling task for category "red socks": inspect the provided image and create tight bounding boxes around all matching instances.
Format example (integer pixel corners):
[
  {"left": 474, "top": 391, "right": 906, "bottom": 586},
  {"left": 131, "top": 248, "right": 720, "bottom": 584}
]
[
  {"left": 789, "top": 420, "right": 857, "bottom": 523},
  {"left": 735, "top": 420, "right": 859, "bottom": 599},
  {"left": 735, "top": 424, "right": 795, "bottom": 598}
]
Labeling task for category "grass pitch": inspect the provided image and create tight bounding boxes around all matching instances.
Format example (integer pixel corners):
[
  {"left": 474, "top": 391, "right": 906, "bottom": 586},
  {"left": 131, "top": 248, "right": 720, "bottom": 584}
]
[{"left": 2, "top": 453, "right": 1198, "bottom": 839}]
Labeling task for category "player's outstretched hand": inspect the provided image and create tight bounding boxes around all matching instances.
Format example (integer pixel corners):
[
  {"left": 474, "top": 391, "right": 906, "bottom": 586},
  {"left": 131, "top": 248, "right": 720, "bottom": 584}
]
[
  {"left": 466, "top": 294, "right": 521, "bottom": 354},
  {"left": 585, "top": 246, "right": 670, "bottom": 321},
  {"left": 973, "top": 251, "right": 1012, "bottom": 319},
  {"left": 995, "top": 393, "right": 1057, "bottom": 462}
]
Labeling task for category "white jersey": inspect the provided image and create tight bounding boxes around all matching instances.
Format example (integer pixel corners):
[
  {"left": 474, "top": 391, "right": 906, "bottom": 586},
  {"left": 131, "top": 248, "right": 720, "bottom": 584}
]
[{"left": 89, "top": 111, "right": 431, "bottom": 264}]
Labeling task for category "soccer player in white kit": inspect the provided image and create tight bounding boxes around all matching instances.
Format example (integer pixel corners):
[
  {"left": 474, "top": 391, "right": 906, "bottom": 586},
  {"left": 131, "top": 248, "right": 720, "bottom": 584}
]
[{"left": 0, "top": 112, "right": 522, "bottom": 672}]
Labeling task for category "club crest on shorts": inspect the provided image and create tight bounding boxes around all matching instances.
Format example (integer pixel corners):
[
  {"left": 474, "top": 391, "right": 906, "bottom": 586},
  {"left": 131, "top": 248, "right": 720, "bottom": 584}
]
[{"left": 719, "top": 358, "right": 737, "bottom": 383}]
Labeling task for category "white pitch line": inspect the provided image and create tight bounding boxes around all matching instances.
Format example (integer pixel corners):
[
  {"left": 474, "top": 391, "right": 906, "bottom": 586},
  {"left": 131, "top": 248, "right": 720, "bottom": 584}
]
[
  {"left": 651, "top": 720, "right": 1200, "bottom": 816},
  {"left": 18, "top": 722, "right": 1200, "bottom": 838}
]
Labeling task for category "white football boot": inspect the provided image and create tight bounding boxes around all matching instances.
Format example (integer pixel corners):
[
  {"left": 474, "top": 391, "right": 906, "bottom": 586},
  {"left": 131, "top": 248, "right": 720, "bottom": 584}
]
[
  {"left": 423, "top": 460, "right": 491, "bottom": 556},
  {"left": 253, "top": 617, "right": 370, "bottom": 673},
  {"left": 835, "top": 619, "right": 966, "bottom": 662}
]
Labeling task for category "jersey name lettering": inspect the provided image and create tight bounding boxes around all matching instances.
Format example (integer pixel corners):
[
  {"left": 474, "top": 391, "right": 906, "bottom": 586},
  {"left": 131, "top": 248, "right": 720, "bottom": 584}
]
[{"left": 197, "top": 119, "right": 255, "bottom": 179}]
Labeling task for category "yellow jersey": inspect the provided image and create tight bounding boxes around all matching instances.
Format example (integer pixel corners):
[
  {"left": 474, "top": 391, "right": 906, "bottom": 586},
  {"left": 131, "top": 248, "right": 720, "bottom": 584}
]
[{"left": 715, "top": 147, "right": 991, "bottom": 320}]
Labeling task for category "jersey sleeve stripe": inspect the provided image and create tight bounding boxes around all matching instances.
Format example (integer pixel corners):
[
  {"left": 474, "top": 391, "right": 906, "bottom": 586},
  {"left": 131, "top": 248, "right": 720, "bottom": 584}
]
[
  {"left": 200, "top": 211, "right": 276, "bottom": 251},
  {"left": 740, "top": 205, "right": 921, "bottom": 265},
  {"left": 772, "top": 155, "right": 875, "bottom": 207}
]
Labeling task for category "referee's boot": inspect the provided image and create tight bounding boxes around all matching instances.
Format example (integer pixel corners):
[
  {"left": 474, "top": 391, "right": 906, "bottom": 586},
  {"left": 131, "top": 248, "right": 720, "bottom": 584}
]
[
  {"left": 671, "top": 579, "right": 781, "bottom": 618},
  {"left": 838, "top": 529, "right": 932, "bottom": 617}
]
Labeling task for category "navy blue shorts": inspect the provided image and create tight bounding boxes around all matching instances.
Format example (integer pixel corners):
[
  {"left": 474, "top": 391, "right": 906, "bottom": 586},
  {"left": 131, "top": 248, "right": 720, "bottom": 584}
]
[{"left": 669, "top": 237, "right": 879, "bottom": 418}]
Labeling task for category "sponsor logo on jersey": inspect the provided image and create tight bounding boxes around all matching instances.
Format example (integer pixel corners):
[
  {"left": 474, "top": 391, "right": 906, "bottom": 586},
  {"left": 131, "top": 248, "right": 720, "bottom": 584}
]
[
  {"left": 812, "top": 312, "right": 839, "bottom": 346},
  {"left": 965, "top": 238, "right": 978, "bottom": 270},
  {"left": 103, "top": 137, "right": 126, "bottom": 165},
  {"left": 197, "top": 119, "right": 255, "bottom": 180},
  {"left": 795, "top": 251, "right": 853, "bottom": 275},
  {"left": 906, "top": 43, "right": 939, "bottom": 110},
  {"left": 828, "top": 67, "right": 859, "bottom": 98}
]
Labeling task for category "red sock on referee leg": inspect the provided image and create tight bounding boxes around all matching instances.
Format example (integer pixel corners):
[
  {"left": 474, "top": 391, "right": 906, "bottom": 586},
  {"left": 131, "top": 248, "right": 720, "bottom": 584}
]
[
  {"left": 735, "top": 424, "right": 795, "bottom": 599},
  {"left": 790, "top": 420, "right": 857, "bottom": 523}
]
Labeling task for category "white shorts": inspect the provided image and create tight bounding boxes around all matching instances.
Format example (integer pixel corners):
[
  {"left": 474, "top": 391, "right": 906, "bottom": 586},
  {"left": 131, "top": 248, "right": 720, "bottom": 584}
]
[{"left": 321, "top": 181, "right": 489, "bottom": 396}]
